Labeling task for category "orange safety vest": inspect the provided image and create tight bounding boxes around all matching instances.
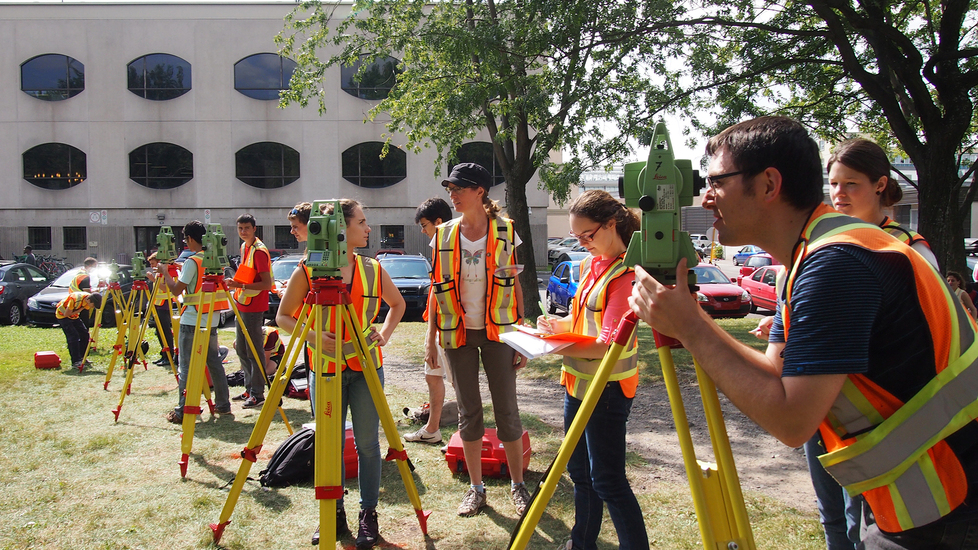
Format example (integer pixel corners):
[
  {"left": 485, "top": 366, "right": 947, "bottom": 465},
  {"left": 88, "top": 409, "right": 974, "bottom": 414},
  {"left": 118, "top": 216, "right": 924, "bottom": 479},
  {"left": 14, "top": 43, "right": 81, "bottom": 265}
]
[
  {"left": 879, "top": 216, "right": 930, "bottom": 250},
  {"left": 304, "top": 254, "right": 383, "bottom": 374},
  {"left": 56, "top": 291, "right": 90, "bottom": 319},
  {"left": 431, "top": 216, "right": 520, "bottom": 349},
  {"left": 233, "top": 238, "right": 271, "bottom": 306},
  {"left": 561, "top": 254, "right": 638, "bottom": 400},
  {"left": 784, "top": 204, "right": 978, "bottom": 533},
  {"left": 69, "top": 270, "right": 90, "bottom": 293},
  {"left": 181, "top": 254, "right": 230, "bottom": 313}
]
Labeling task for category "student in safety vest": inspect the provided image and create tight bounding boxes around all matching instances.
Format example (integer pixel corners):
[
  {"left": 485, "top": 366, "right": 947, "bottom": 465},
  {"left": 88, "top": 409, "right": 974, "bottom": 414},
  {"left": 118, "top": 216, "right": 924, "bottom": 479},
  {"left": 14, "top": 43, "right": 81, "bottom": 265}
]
[
  {"left": 225, "top": 214, "right": 273, "bottom": 410},
  {"left": 536, "top": 190, "right": 648, "bottom": 550},
  {"left": 156, "top": 220, "right": 232, "bottom": 425},
  {"left": 424, "top": 162, "right": 530, "bottom": 518},
  {"left": 403, "top": 197, "right": 455, "bottom": 446},
  {"left": 630, "top": 116, "right": 978, "bottom": 549},
  {"left": 56, "top": 291, "right": 102, "bottom": 370},
  {"left": 147, "top": 252, "right": 177, "bottom": 366},
  {"left": 275, "top": 199, "right": 405, "bottom": 549},
  {"left": 69, "top": 257, "right": 98, "bottom": 293}
]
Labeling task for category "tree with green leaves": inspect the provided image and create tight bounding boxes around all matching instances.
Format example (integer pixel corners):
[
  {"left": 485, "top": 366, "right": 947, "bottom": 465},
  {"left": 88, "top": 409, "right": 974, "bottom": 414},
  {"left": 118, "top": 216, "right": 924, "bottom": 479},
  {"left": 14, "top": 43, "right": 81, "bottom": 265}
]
[
  {"left": 669, "top": 0, "right": 978, "bottom": 275},
  {"left": 277, "top": 0, "right": 692, "bottom": 318}
]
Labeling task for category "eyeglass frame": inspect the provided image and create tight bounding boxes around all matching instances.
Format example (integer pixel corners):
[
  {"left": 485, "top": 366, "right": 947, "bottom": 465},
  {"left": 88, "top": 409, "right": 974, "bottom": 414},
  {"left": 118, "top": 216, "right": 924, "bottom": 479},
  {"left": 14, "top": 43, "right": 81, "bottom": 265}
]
[
  {"left": 568, "top": 225, "right": 602, "bottom": 244},
  {"left": 445, "top": 185, "right": 475, "bottom": 195},
  {"left": 705, "top": 169, "right": 751, "bottom": 192}
]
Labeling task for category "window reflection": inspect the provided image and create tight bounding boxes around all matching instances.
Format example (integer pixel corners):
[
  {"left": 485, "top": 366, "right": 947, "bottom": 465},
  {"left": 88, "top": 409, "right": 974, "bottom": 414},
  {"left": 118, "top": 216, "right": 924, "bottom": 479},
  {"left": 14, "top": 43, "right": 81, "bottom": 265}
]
[
  {"left": 127, "top": 53, "right": 192, "bottom": 100},
  {"left": 129, "top": 142, "right": 194, "bottom": 189},
  {"left": 235, "top": 142, "right": 300, "bottom": 189},
  {"left": 340, "top": 56, "right": 399, "bottom": 100},
  {"left": 21, "top": 54, "right": 85, "bottom": 101},
  {"left": 23, "top": 143, "right": 87, "bottom": 190},
  {"left": 234, "top": 53, "right": 297, "bottom": 100},
  {"left": 341, "top": 142, "right": 407, "bottom": 188},
  {"left": 449, "top": 142, "right": 505, "bottom": 187}
]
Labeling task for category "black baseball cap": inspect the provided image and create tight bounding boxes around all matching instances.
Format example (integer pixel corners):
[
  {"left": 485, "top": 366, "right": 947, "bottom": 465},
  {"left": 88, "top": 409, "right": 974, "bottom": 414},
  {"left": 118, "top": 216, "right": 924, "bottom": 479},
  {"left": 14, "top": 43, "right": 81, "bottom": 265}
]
[{"left": 442, "top": 163, "right": 491, "bottom": 191}]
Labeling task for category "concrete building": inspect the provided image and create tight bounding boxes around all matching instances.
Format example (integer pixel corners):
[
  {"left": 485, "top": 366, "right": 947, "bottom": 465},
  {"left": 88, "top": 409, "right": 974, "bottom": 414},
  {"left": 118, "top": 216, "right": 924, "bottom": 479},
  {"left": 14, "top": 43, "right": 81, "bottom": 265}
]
[{"left": 0, "top": 1, "right": 549, "bottom": 264}]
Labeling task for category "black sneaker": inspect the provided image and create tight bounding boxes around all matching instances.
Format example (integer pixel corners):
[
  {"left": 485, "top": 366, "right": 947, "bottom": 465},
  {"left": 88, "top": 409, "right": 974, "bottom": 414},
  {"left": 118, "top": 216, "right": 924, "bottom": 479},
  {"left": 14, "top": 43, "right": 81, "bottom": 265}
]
[
  {"left": 231, "top": 391, "right": 249, "bottom": 402},
  {"left": 355, "top": 508, "right": 379, "bottom": 549},
  {"left": 242, "top": 395, "right": 265, "bottom": 409},
  {"left": 312, "top": 507, "right": 350, "bottom": 545}
]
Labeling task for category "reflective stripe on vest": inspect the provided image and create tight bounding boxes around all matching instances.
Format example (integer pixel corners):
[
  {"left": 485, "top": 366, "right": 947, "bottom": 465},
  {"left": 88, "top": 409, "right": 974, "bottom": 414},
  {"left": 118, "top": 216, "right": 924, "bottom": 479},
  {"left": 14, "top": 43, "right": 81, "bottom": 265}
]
[
  {"left": 69, "top": 271, "right": 89, "bottom": 293},
  {"left": 311, "top": 254, "right": 383, "bottom": 373},
  {"left": 783, "top": 204, "right": 978, "bottom": 532},
  {"left": 561, "top": 254, "right": 638, "bottom": 400},
  {"left": 879, "top": 216, "right": 930, "bottom": 249},
  {"left": 431, "top": 216, "right": 519, "bottom": 349},
  {"left": 233, "top": 238, "right": 270, "bottom": 306},
  {"left": 181, "top": 254, "right": 230, "bottom": 312}
]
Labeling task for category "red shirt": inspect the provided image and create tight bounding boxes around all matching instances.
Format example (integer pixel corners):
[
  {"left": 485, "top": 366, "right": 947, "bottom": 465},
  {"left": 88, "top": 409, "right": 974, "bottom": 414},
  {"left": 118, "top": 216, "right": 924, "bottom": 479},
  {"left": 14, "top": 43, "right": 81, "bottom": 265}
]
[{"left": 582, "top": 255, "right": 635, "bottom": 344}]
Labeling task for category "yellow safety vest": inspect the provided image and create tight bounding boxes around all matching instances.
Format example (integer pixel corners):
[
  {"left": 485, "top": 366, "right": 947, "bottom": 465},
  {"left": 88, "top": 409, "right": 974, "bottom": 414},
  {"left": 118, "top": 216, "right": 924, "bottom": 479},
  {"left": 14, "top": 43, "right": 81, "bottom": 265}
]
[
  {"left": 307, "top": 254, "right": 383, "bottom": 374},
  {"left": 233, "top": 238, "right": 271, "bottom": 306},
  {"left": 879, "top": 216, "right": 930, "bottom": 250},
  {"left": 56, "top": 291, "right": 90, "bottom": 319},
  {"left": 431, "top": 216, "right": 520, "bottom": 349},
  {"left": 784, "top": 204, "right": 978, "bottom": 533},
  {"left": 561, "top": 254, "right": 638, "bottom": 400},
  {"left": 181, "top": 254, "right": 230, "bottom": 312},
  {"left": 69, "top": 270, "right": 90, "bottom": 293}
]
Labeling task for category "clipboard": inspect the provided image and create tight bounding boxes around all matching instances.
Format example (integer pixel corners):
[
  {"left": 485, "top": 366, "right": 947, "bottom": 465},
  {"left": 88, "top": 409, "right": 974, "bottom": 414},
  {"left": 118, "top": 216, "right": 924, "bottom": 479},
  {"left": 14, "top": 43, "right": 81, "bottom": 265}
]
[{"left": 516, "top": 325, "right": 596, "bottom": 343}]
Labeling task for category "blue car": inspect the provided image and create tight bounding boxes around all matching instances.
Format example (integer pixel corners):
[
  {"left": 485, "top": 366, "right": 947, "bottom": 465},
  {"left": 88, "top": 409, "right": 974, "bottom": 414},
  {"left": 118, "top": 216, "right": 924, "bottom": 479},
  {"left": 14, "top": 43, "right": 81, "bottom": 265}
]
[
  {"left": 545, "top": 260, "right": 581, "bottom": 314},
  {"left": 732, "top": 245, "right": 765, "bottom": 266}
]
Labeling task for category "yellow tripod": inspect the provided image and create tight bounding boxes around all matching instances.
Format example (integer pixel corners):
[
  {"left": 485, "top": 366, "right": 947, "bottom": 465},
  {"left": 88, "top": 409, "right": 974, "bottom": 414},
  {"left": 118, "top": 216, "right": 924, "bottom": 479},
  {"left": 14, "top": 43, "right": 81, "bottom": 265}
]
[
  {"left": 509, "top": 312, "right": 755, "bottom": 550},
  {"left": 85, "top": 280, "right": 128, "bottom": 372},
  {"left": 210, "top": 277, "right": 430, "bottom": 546},
  {"left": 80, "top": 279, "right": 109, "bottom": 365},
  {"left": 178, "top": 273, "right": 292, "bottom": 478},
  {"left": 102, "top": 280, "right": 150, "bottom": 385}
]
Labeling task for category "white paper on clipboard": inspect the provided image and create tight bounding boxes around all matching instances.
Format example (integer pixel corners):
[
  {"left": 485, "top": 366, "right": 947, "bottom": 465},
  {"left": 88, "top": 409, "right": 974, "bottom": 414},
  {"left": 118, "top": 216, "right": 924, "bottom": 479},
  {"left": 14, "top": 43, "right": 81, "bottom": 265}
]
[{"left": 499, "top": 329, "right": 575, "bottom": 359}]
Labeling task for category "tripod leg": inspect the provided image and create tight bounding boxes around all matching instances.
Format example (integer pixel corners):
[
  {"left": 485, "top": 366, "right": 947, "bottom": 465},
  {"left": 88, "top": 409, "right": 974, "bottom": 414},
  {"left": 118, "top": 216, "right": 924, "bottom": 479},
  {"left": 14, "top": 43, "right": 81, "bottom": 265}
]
[
  {"left": 112, "top": 288, "right": 156, "bottom": 421},
  {"left": 314, "top": 305, "right": 344, "bottom": 550},
  {"left": 342, "top": 304, "right": 429, "bottom": 534},
  {"left": 508, "top": 314, "right": 638, "bottom": 550},
  {"left": 82, "top": 299, "right": 108, "bottom": 364},
  {"left": 211, "top": 302, "right": 318, "bottom": 543},
  {"left": 103, "top": 289, "right": 133, "bottom": 389},
  {"left": 179, "top": 295, "right": 217, "bottom": 478}
]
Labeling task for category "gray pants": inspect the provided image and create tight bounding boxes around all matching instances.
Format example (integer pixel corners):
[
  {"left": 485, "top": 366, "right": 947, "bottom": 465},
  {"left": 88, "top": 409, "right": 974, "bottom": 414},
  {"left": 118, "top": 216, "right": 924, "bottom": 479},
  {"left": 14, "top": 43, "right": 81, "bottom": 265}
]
[
  {"left": 176, "top": 324, "right": 230, "bottom": 413},
  {"left": 236, "top": 310, "right": 266, "bottom": 399}
]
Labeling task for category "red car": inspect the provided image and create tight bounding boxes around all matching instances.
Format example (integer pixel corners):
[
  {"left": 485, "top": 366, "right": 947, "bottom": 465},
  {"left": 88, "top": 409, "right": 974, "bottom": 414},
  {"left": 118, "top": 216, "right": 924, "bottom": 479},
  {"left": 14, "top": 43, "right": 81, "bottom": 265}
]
[
  {"left": 691, "top": 263, "right": 751, "bottom": 318},
  {"left": 739, "top": 265, "right": 782, "bottom": 313},
  {"left": 738, "top": 253, "right": 781, "bottom": 278}
]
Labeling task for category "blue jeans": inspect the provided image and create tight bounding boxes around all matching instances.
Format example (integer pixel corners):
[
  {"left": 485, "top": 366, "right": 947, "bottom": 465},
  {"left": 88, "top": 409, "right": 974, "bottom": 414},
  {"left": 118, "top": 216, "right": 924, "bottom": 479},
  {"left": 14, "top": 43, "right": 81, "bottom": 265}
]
[
  {"left": 564, "top": 382, "right": 649, "bottom": 550},
  {"left": 805, "top": 432, "right": 859, "bottom": 549},
  {"left": 176, "top": 325, "right": 230, "bottom": 413},
  {"left": 309, "top": 366, "right": 384, "bottom": 510}
]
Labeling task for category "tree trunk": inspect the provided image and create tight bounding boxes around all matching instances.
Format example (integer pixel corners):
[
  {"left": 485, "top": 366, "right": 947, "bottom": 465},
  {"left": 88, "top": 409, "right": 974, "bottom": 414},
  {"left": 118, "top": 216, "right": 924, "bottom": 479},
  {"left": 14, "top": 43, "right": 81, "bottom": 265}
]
[
  {"left": 505, "top": 176, "right": 543, "bottom": 321},
  {"left": 915, "top": 152, "right": 968, "bottom": 278}
]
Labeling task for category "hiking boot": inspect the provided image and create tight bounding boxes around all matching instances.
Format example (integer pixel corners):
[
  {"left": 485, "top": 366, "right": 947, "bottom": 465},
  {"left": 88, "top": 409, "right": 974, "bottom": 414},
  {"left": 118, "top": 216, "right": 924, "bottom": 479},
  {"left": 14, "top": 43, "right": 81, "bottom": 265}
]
[
  {"left": 312, "top": 507, "right": 351, "bottom": 545},
  {"left": 457, "top": 487, "right": 487, "bottom": 517},
  {"left": 404, "top": 427, "right": 442, "bottom": 444},
  {"left": 242, "top": 395, "right": 265, "bottom": 409},
  {"left": 512, "top": 483, "right": 532, "bottom": 516},
  {"left": 232, "top": 391, "right": 250, "bottom": 401},
  {"left": 356, "top": 508, "right": 380, "bottom": 549},
  {"left": 165, "top": 410, "right": 183, "bottom": 424}
]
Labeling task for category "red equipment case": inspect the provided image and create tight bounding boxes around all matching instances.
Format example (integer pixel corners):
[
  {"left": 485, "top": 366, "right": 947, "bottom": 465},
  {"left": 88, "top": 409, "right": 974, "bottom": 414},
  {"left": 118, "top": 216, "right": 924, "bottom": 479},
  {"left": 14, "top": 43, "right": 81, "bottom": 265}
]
[
  {"left": 306, "top": 422, "right": 358, "bottom": 479},
  {"left": 445, "top": 428, "right": 531, "bottom": 478},
  {"left": 34, "top": 352, "right": 61, "bottom": 369}
]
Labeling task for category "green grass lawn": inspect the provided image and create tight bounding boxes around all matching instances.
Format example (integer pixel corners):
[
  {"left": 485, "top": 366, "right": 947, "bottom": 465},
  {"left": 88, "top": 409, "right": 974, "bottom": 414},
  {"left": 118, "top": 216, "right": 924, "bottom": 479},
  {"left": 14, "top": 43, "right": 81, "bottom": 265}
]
[{"left": 0, "top": 321, "right": 821, "bottom": 549}]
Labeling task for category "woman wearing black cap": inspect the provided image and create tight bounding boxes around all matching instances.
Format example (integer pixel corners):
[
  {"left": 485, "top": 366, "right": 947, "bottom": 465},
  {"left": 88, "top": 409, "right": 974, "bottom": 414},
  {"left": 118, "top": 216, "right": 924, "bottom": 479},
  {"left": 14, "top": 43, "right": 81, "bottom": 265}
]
[{"left": 425, "top": 162, "right": 531, "bottom": 518}]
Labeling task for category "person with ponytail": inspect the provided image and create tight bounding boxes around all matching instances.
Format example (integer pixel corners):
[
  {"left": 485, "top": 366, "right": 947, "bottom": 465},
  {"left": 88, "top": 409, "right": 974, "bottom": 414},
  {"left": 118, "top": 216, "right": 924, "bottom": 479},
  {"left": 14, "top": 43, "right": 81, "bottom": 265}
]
[
  {"left": 537, "top": 190, "right": 648, "bottom": 550},
  {"left": 425, "top": 163, "right": 530, "bottom": 518}
]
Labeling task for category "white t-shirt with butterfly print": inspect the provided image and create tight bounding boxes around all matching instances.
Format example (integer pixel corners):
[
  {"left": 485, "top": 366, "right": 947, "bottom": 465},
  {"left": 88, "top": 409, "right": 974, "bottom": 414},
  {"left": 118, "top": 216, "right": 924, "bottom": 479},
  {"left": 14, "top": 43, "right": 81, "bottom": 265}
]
[{"left": 430, "top": 229, "right": 522, "bottom": 331}]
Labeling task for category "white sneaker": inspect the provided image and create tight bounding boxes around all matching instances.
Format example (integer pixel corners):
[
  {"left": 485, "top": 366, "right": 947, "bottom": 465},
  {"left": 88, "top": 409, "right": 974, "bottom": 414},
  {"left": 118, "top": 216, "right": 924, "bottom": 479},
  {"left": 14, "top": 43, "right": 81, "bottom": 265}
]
[{"left": 404, "top": 427, "right": 442, "bottom": 444}]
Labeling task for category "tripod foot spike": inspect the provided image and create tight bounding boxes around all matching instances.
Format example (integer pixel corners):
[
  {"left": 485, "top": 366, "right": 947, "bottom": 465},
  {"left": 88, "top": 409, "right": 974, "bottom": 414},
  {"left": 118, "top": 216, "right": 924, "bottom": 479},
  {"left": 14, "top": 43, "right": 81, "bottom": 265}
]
[
  {"left": 103, "top": 381, "right": 109, "bottom": 391},
  {"left": 126, "top": 386, "right": 131, "bottom": 395},
  {"left": 77, "top": 363, "right": 84, "bottom": 373},
  {"left": 206, "top": 400, "right": 215, "bottom": 415},
  {"left": 415, "top": 509, "right": 431, "bottom": 535},
  {"left": 210, "top": 521, "right": 229, "bottom": 543},
  {"left": 179, "top": 453, "right": 189, "bottom": 477},
  {"left": 111, "top": 407, "right": 121, "bottom": 422}
]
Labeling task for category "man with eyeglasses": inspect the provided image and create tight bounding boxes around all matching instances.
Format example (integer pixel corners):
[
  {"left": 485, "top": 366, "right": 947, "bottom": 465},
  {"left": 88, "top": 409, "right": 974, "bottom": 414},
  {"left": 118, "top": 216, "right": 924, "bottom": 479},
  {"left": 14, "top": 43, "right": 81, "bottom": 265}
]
[{"left": 629, "top": 116, "right": 978, "bottom": 549}]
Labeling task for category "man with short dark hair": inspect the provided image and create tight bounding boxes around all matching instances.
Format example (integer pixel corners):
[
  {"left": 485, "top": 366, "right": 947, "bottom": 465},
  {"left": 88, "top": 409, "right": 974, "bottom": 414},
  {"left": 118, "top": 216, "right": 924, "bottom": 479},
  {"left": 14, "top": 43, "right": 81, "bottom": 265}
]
[
  {"left": 69, "top": 257, "right": 98, "bottom": 293},
  {"left": 158, "top": 221, "right": 231, "bottom": 423},
  {"left": 22, "top": 245, "right": 37, "bottom": 267},
  {"left": 226, "top": 213, "right": 273, "bottom": 409},
  {"left": 629, "top": 116, "right": 978, "bottom": 548}
]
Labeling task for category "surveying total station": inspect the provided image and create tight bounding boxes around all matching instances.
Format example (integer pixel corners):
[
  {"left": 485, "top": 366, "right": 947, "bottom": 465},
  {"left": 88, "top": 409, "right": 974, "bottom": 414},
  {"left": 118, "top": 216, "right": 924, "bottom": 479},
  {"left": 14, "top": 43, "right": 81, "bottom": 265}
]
[
  {"left": 210, "top": 200, "right": 430, "bottom": 547},
  {"left": 510, "top": 123, "right": 756, "bottom": 550}
]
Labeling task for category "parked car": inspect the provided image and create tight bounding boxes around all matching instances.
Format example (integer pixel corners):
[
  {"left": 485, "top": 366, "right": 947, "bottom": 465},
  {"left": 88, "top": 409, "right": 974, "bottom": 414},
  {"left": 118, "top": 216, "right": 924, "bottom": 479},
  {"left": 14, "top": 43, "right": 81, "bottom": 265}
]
[
  {"left": 0, "top": 261, "right": 52, "bottom": 325},
  {"left": 738, "top": 253, "right": 781, "bottom": 278},
  {"left": 545, "top": 260, "right": 581, "bottom": 314},
  {"left": 739, "top": 265, "right": 782, "bottom": 313},
  {"left": 375, "top": 249, "right": 404, "bottom": 258},
  {"left": 548, "top": 236, "right": 581, "bottom": 265},
  {"left": 691, "top": 263, "right": 751, "bottom": 318},
  {"left": 732, "top": 245, "right": 765, "bottom": 266},
  {"left": 689, "top": 233, "right": 711, "bottom": 252},
  {"left": 551, "top": 251, "right": 590, "bottom": 268},
  {"left": 378, "top": 255, "right": 432, "bottom": 320},
  {"left": 28, "top": 264, "right": 134, "bottom": 327},
  {"left": 265, "top": 253, "right": 304, "bottom": 323}
]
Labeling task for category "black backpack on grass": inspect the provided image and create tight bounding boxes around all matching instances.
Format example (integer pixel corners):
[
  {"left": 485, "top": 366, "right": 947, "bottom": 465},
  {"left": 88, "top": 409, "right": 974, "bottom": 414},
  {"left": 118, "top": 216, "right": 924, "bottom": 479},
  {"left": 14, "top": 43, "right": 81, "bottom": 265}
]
[{"left": 258, "top": 428, "right": 315, "bottom": 487}]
